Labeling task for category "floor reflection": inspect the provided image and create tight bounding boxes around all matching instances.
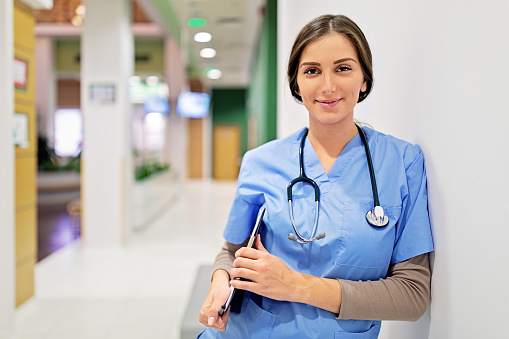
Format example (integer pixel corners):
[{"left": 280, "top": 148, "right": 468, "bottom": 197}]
[{"left": 37, "top": 204, "right": 79, "bottom": 262}]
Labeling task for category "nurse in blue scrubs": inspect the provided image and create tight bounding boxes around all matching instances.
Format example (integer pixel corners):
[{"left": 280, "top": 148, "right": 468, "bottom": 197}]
[{"left": 198, "top": 14, "right": 433, "bottom": 338}]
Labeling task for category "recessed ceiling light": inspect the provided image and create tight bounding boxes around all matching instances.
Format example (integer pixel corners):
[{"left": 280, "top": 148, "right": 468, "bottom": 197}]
[
  {"left": 194, "top": 32, "right": 212, "bottom": 43},
  {"left": 75, "top": 4, "right": 86, "bottom": 16},
  {"left": 71, "top": 15, "right": 83, "bottom": 27},
  {"left": 206, "top": 68, "right": 222, "bottom": 80},
  {"left": 129, "top": 76, "right": 141, "bottom": 86},
  {"left": 146, "top": 76, "right": 159, "bottom": 86},
  {"left": 200, "top": 48, "right": 216, "bottom": 58}
]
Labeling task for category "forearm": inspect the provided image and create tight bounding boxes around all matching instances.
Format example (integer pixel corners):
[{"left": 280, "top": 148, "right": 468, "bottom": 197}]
[
  {"left": 291, "top": 272, "right": 342, "bottom": 314},
  {"left": 211, "top": 240, "right": 248, "bottom": 279},
  {"left": 282, "top": 253, "right": 431, "bottom": 320}
]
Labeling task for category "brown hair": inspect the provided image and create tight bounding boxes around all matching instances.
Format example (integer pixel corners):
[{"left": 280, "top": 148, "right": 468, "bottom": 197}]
[{"left": 287, "top": 14, "right": 373, "bottom": 103}]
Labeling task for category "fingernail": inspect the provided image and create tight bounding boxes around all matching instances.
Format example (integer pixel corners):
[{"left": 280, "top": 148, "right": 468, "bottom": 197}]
[{"left": 208, "top": 317, "right": 216, "bottom": 325}]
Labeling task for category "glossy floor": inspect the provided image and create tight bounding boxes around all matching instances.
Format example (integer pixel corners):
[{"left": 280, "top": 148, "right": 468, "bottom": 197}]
[
  {"left": 37, "top": 204, "right": 80, "bottom": 262},
  {"left": 13, "top": 179, "right": 237, "bottom": 339}
]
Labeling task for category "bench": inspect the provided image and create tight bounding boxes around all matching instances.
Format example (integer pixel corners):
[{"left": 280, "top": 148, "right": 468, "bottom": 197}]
[{"left": 180, "top": 264, "right": 212, "bottom": 339}]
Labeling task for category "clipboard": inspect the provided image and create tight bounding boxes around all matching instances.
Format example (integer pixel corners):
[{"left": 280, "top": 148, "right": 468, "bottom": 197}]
[{"left": 218, "top": 207, "right": 266, "bottom": 316}]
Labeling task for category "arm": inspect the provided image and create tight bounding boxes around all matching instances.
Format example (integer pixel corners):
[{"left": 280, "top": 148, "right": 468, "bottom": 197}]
[
  {"left": 198, "top": 238, "right": 249, "bottom": 332},
  {"left": 211, "top": 239, "right": 249, "bottom": 279},
  {"left": 338, "top": 252, "right": 431, "bottom": 321},
  {"left": 230, "top": 236, "right": 431, "bottom": 321}
]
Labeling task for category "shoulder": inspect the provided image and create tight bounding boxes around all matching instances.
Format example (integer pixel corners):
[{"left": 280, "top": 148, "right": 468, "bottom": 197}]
[
  {"left": 363, "top": 126, "right": 424, "bottom": 170},
  {"left": 241, "top": 128, "right": 306, "bottom": 165}
]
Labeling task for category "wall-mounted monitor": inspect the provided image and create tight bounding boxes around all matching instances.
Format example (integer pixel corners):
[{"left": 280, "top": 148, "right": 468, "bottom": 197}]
[{"left": 176, "top": 91, "right": 211, "bottom": 118}]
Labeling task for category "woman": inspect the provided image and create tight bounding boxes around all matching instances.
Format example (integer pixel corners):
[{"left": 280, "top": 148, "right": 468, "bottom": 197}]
[{"left": 198, "top": 14, "right": 433, "bottom": 338}]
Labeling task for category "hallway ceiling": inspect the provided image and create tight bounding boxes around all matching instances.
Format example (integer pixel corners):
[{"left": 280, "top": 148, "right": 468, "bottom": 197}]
[
  {"left": 35, "top": 0, "right": 266, "bottom": 89},
  {"left": 169, "top": 0, "right": 266, "bottom": 88}
]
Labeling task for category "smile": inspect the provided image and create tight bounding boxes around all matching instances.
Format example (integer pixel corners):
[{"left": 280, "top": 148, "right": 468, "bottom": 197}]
[{"left": 316, "top": 98, "right": 341, "bottom": 109}]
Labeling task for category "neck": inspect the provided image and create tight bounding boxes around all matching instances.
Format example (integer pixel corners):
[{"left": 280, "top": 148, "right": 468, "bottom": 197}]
[{"left": 306, "top": 120, "right": 359, "bottom": 174}]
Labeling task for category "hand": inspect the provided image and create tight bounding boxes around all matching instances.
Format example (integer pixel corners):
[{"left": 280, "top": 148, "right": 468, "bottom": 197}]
[
  {"left": 230, "top": 235, "right": 300, "bottom": 302},
  {"left": 198, "top": 269, "right": 231, "bottom": 332}
]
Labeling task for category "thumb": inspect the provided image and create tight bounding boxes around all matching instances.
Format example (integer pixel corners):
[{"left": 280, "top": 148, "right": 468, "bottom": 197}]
[
  {"left": 207, "top": 303, "right": 221, "bottom": 325},
  {"left": 207, "top": 294, "right": 225, "bottom": 324},
  {"left": 254, "top": 234, "right": 268, "bottom": 252}
]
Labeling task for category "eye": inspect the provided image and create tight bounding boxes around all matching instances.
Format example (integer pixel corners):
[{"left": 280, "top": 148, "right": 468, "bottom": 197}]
[
  {"left": 337, "top": 66, "right": 352, "bottom": 72},
  {"left": 303, "top": 68, "right": 320, "bottom": 75}
]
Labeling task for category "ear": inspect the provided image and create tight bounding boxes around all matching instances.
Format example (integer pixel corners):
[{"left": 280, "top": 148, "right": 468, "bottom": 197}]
[{"left": 361, "top": 80, "right": 367, "bottom": 93}]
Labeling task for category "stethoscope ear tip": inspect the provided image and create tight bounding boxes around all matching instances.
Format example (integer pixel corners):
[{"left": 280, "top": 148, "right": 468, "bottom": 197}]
[{"left": 288, "top": 233, "right": 298, "bottom": 242}]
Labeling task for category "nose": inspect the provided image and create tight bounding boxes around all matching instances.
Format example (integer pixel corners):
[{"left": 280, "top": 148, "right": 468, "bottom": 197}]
[{"left": 321, "top": 73, "right": 336, "bottom": 95}]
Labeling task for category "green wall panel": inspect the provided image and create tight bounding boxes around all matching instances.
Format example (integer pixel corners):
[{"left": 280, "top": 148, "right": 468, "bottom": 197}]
[{"left": 247, "top": 0, "right": 277, "bottom": 146}]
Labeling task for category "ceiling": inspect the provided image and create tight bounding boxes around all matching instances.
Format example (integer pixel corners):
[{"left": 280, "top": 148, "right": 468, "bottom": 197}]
[
  {"left": 169, "top": 0, "right": 266, "bottom": 89},
  {"left": 35, "top": 0, "right": 266, "bottom": 89}
]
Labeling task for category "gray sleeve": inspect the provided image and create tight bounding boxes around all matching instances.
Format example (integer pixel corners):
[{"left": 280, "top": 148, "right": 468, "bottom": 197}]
[
  {"left": 211, "top": 239, "right": 249, "bottom": 279},
  {"left": 337, "top": 252, "right": 431, "bottom": 321}
]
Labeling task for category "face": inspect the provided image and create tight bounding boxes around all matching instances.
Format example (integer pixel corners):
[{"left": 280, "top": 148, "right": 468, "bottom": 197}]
[{"left": 296, "top": 33, "right": 367, "bottom": 127}]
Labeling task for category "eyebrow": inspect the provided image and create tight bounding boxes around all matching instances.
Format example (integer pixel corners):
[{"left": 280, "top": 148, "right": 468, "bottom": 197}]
[{"left": 300, "top": 58, "right": 357, "bottom": 68}]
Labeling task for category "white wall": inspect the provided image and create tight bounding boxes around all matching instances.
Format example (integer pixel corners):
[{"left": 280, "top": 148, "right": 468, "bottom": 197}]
[
  {"left": 278, "top": 1, "right": 509, "bottom": 338},
  {"left": 35, "top": 37, "right": 56, "bottom": 141},
  {"left": 0, "top": 2, "right": 15, "bottom": 337},
  {"left": 164, "top": 37, "right": 189, "bottom": 178}
]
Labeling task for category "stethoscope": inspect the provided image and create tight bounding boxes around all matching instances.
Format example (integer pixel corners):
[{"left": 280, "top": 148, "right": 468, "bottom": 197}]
[{"left": 287, "top": 124, "right": 389, "bottom": 244}]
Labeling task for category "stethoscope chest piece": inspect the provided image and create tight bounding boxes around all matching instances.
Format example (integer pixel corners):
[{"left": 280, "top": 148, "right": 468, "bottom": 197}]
[{"left": 366, "top": 205, "right": 389, "bottom": 227}]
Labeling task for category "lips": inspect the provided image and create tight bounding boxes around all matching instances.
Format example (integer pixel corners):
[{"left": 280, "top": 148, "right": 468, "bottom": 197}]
[{"left": 316, "top": 98, "right": 341, "bottom": 109}]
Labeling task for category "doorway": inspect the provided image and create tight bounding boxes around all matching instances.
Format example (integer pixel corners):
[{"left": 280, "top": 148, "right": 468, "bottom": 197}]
[{"left": 213, "top": 125, "right": 241, "bottom": 180}]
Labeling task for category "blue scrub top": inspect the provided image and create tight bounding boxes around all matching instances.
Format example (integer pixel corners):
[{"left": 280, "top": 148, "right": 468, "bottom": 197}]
[{"left": 199, "top": 126, "right": 434, "bottom": 339}]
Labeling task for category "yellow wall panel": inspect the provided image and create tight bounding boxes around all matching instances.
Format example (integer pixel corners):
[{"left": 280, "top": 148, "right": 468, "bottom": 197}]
[
  {"left": 15, "top": 257, "right": 35, "bottom": 307},
  {"left": 15, "top": 207, "right": 36, "bottom": 262},
  {"left": 14, "top": 0, "right": 37, "bottom": 308},
  {"left": 15, "top": 157, "right": 36, "bottom": 210},
  {"left": 13, "top": 1, "right": 34, "bottom": 51}
]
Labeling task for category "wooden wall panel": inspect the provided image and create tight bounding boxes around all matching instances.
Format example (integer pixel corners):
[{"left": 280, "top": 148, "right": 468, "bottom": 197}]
[
  {"left": 187, "top": 118, "right": 203, "bottom": 178},
  {"left": 57, "top": 78, "right": 80, "bottom": 107}
]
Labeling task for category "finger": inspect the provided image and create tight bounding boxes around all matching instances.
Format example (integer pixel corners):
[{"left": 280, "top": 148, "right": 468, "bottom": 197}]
[
  {"left": 232, "top": 256, "right": 257, "bottom": 269},
  {"left": 208, "top": 296, "right": 227, "bottom": 319},
  {"left": 204, "top": 301, "right": 230, "bottom": 331},
  {"left": 204, "top": 307, "right": 226, "bottom": 331},
  {"left": 235, "top": 246, "right": 263, "bottom": 260},
  {"left": 230, "top": 278, "right": 258, "bottom": 293},
  {"left": 254, "top": 234, "right": 267, "bottom": 252},
  {"left": 230, "top": 266, "right": 259, "bottom": 282},
  {"left": 214, "top": 308, "right": 230, "bottom": 332}
]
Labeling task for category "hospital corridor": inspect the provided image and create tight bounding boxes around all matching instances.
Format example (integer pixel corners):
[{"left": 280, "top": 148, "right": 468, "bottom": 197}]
[
  {"left": 2, "top": 0, "right": 509, "bottom": 338},
  {"left": 11, "top": 179, "right": 237, "bottom": 339}
]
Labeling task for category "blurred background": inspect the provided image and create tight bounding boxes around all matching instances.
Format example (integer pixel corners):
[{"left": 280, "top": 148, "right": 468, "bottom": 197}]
[{"left": 1, "top": 0, "right": 508, "bottom": 338}]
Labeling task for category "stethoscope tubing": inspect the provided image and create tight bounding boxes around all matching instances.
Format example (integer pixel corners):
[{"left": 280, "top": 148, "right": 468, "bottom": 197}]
[
  {"left": 356, "top": 124, "right": 380, "bottom": 208},
  {"left": 287, "top": 128, "right": 321, "bottom": 243},
  {"left": 287, "top": 124, "right": 389, "bottom": 244}
]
